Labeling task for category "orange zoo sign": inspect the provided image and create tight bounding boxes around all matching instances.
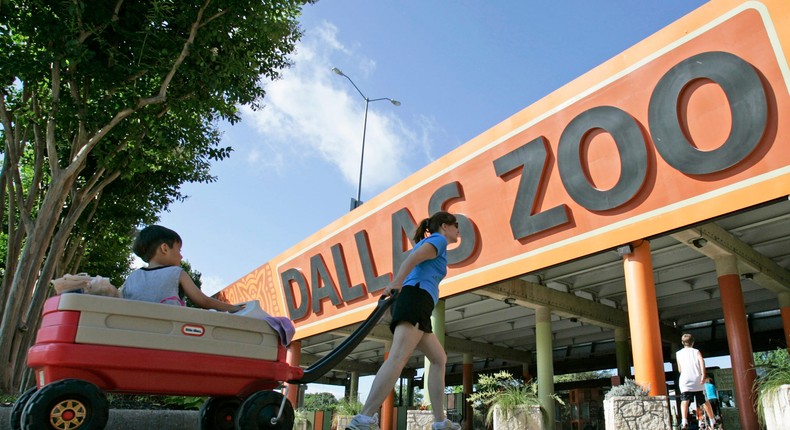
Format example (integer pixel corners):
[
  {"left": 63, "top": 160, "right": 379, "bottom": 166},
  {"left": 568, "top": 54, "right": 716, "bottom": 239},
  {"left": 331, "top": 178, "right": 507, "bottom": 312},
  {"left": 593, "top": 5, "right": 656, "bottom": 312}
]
[{"left": 220, "top": 0, "right": 790, "bottom": 339}]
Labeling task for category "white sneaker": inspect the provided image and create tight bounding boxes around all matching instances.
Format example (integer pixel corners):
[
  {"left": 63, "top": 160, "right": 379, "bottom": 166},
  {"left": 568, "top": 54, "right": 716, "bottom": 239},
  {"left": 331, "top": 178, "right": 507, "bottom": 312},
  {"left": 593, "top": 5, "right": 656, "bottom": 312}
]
[
  {"left": 346, "top": 413, "right": 379, "bottom": 430},
  {"left": 431, "top": 418, "right": 461, "bottom": 430}
]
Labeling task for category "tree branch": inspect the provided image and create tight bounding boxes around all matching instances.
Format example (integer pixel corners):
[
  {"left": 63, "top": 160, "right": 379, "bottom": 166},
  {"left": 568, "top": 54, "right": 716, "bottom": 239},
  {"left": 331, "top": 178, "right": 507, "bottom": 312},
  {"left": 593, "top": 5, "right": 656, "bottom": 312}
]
[
  {"left": 138, "top": 0, "right": 213, "bottom": 106},
  {"left": 111, "top": 0, "right": 124, "bottom": 22},
  {"left": 72, "top": 0, "right": 214, "bottom": 171},
  {"left": 197, "top": 8, "right": 228, "bottom": 30},
  {"left": 46, "top": 60, "right": 62, "bottom": 177}
]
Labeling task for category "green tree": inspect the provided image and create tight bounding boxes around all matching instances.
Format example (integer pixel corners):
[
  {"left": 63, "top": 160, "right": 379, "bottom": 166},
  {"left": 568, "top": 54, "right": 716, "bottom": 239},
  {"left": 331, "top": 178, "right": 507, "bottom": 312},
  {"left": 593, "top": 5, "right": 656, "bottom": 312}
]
[
  {"left": 0, "top": 0, "right": 313, "bottom": 393},
  {"left": 755, "top": 348, "right": 790, "bottom": 369},
  {"left": 302, "top": 392, "right": 339, "bottom": 411},
  {"left": 554, "top": 370, "right": 613, "bottom": 384},
  {"left": 181, "top": 260, "right": 202, "bottom": 308}
]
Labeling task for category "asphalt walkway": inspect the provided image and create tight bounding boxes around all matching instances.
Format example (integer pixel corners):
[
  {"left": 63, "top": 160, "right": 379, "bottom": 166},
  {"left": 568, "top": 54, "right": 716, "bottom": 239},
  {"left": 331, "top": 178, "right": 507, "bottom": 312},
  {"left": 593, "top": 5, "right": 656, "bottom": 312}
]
[{"left": 1, "top": 407, "right": 199, "bottom": 429}]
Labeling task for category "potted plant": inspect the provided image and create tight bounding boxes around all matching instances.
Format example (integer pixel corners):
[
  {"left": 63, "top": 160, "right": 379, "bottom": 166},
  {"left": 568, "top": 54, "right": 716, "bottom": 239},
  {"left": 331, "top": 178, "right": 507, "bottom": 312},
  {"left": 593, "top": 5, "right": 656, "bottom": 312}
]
[
  {"left": 755, "top": 348, "right": 790, "bottom": 430},
  {"left": 603, "top": 378, "right": 670, "bottom": 430},
  {"left": 332, "top": 398, "right": 362, "bottom": 430},
  {"left": 294, "top": 407, "right": 312, "bottom": 430},
  {"left": 468, "top": 371, "right": 549, "bottom": 429}
]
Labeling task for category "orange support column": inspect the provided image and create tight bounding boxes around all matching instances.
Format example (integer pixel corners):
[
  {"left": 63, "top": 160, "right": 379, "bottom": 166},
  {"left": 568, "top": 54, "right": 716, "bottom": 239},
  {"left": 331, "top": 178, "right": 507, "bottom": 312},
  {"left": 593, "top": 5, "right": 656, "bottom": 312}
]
[
  {"left": 381, "top": 343, "right": 395, "bottom": 430},
  {"left": 622, "top": 240, "right": 667, "bottom": 395},
  {"left": 286, "top": 340, "right": 302, "bottom": 408},
  {"left": 715, "top": 256, "right": 759, "bottom": 430},
  {"left": 779, "top": 292, "right": 790, "bottom": 354},
  {"left": 463, "top": 353, "right": 473, "bottom": 430}
]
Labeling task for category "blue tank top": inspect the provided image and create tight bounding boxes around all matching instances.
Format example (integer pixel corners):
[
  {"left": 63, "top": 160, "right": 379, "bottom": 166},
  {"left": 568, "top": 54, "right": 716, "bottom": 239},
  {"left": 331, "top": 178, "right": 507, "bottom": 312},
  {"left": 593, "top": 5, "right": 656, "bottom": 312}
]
[
  {"left": 402, "top": 233, "right": 448, "bottom": 304},
  {"left": 704, "top": 382, "right": 718, "bottom": 399}
]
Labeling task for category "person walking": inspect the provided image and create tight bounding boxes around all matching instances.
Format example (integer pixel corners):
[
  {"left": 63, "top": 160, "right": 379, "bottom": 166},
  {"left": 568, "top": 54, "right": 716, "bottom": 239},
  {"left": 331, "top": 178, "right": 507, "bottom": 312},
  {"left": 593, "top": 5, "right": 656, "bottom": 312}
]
[
  {"left": 704, "top": 377, "right": 721, "bottom": 422},
  {"left": 677, "top": 334, "right": 719, "bottom": 429},
  {"left": 346, "top": 211, "right": 461, "bottom": 430}
]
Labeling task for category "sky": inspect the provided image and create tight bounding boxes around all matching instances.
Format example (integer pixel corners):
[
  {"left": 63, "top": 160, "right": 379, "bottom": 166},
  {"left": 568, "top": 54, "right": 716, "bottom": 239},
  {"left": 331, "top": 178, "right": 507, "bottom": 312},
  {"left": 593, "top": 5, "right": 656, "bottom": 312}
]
[{"left": 157, "top": 0, "right": 711, "bottom": 400}]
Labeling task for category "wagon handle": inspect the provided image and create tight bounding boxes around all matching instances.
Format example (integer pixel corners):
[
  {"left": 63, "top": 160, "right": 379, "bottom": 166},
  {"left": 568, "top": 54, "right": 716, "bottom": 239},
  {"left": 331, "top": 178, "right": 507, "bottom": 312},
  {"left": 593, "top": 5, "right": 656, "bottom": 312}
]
[{"left": 290, "top": 291, "right": 398, "bottom": 384}]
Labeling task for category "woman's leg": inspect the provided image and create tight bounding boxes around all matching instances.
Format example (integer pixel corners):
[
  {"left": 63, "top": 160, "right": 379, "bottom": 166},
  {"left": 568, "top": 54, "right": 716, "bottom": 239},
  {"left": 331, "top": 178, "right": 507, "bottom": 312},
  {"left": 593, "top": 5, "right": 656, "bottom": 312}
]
[
  {"left": 360, "top": 322, "right": 424, "bottom": 417},
  {"left": 702, "top": 400, "right": 716, "bottom": 424},
  {"left": 418, "top": 332, "right": 448, "bottom": 422}
]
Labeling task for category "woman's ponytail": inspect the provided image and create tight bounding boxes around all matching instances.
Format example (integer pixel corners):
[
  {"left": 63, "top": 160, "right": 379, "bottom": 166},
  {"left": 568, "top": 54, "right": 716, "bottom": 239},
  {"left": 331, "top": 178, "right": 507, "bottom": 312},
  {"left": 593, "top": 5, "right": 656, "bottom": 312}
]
[
  {"left": 412, "top": 218, "right": 431, "bottom": 243},
  {"left": 411, "top": 211, "right": 457, "bottom": 243}
]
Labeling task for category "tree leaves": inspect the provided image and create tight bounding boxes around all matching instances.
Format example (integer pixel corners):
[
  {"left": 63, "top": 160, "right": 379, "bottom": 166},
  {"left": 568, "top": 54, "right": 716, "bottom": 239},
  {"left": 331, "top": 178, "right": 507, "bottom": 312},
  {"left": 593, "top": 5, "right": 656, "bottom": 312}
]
[{"left": 0, "top": 0, "right": 314, "bottom": 393}]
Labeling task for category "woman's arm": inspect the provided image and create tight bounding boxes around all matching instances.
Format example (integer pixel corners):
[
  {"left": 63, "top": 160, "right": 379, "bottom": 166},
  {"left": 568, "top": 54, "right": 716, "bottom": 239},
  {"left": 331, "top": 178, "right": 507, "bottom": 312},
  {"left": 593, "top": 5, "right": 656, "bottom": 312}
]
[
  {"left": 385, "top": 242, "right": 437, "bottom": 295},
  {"left": 179, "top": 270, "right": 243, "bottom": 312}
]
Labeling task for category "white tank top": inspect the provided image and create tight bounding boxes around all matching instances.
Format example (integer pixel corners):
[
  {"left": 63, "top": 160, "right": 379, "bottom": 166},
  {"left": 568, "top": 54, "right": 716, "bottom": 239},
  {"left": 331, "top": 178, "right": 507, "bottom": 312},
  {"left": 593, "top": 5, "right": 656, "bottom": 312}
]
[
  {"left": 121, "top": 266, "right": 184, "bottom": 306},
  {"left": 677, "top": 346, "right": 704, "bottom": 392}
]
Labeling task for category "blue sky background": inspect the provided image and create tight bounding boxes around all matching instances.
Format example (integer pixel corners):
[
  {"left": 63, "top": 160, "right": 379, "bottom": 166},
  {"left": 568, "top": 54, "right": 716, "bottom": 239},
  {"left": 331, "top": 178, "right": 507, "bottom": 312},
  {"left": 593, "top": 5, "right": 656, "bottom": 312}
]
[{"left": 157, "top": 0, "right": 711, "bottom": 400}]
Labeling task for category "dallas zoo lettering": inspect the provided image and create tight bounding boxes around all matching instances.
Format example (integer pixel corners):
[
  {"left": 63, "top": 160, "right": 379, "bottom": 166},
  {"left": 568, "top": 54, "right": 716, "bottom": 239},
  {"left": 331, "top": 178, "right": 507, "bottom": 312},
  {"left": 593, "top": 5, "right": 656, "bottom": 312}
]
[{"left": 281, "top": 51, "right": 768, "bottom": 321}]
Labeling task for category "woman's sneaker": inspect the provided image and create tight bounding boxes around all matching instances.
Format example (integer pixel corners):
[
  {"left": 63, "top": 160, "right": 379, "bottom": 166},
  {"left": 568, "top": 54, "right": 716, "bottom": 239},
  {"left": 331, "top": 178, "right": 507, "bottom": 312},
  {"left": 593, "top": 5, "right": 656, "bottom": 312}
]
[
  {"left": 346, "top": 413, "right": 379, "bottom": 430},
  {"left": 431, "top": 418, "right": 461, "bottom": 430}
]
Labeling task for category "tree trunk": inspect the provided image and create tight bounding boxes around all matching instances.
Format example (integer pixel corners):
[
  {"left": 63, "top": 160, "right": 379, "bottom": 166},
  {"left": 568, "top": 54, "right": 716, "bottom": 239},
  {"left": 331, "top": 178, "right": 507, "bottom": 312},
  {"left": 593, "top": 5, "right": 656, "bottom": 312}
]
[{"left": 0, "top": 175, "right": 73, "bottom": 392}]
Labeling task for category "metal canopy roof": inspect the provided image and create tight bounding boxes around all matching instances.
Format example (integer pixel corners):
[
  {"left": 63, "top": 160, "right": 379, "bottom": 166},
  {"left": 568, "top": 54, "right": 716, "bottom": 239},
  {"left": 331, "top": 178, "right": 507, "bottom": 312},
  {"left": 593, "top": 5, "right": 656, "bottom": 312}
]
[{"left": 298, "top": 197, "right": 790, "bottom": 387}]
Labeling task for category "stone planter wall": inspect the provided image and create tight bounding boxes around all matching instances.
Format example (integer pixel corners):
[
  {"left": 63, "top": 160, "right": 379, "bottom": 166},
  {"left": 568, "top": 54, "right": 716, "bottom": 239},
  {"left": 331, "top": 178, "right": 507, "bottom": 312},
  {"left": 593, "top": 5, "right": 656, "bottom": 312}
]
[
  {"left": 761, "top": 384, "right": 790, "bottom": 430},
  {"left": 603, "top": 396, "right": 671, "bottom": 430},
  {"left": 492, "top": 404, "right": 543, "bottom": 430},
  {"left": 405, "top": 410, "right": 434, "bottom": 430}
]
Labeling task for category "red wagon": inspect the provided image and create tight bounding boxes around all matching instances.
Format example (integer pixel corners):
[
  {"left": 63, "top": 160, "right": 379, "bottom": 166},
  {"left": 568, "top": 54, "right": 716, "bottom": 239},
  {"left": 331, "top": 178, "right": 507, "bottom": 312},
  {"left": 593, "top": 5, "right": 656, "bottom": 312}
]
[{"left": 10, "top": 292, "right": 395, "bottom": 430}]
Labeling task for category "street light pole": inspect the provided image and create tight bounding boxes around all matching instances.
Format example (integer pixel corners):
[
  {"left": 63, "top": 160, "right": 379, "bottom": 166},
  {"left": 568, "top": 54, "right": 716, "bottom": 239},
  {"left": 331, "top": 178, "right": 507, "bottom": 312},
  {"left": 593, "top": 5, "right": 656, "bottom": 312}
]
[{"left": 332, "top": 67, "right": 400, "bottom": 210}]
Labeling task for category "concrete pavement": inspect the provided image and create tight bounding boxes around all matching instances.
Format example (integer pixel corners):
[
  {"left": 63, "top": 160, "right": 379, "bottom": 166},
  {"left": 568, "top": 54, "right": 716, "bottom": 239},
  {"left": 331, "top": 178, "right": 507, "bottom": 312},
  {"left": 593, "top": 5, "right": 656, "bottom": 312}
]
[{"left": 1, "top": 407, "right": 199, "bottom": 429}]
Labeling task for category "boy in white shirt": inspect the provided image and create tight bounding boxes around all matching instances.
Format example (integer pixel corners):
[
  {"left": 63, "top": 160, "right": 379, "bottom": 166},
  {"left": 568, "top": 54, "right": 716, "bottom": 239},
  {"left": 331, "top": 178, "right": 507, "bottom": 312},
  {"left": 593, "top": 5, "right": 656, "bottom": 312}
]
[{"left": 676, "top": 334, "right": 719, "bottom": 429}]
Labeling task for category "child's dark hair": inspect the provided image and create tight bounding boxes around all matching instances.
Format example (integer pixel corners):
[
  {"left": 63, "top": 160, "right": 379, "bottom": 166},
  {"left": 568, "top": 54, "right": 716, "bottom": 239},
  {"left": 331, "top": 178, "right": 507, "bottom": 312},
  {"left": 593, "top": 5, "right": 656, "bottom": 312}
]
[
  {"left": 413, "top": 211, "right": 457, "bottom": 243},
  {"left": 133, "top": 225, "right": 182, "bottom": 262}
]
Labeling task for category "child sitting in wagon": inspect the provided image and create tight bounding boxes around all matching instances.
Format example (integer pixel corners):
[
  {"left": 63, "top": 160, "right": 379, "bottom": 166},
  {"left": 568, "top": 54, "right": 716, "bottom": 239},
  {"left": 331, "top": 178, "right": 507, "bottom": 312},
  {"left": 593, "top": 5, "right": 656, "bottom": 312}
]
[{"left": 121, "top": 225, "right": 244, "bottom": 313}]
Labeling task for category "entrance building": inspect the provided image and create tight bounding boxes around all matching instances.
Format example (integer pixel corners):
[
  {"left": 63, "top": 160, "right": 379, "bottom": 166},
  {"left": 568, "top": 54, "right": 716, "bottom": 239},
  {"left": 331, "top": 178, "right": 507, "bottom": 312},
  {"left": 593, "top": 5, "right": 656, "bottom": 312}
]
[{"left": 220, "top": 1, "right": 790, "bottom": 429}]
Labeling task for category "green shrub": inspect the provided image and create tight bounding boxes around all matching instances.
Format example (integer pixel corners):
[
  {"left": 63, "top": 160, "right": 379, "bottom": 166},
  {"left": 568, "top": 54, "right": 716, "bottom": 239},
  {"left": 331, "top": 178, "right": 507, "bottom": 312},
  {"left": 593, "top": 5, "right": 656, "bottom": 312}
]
[
  {"left": 107, "top": 394, "right": 205, "bottom": 410},
  {"left": 604, "top": 378, "right": 650, "bottom": 399},
  {"left": 334, "top": 398, "right": 363, "bottom": 415},
  {"left": 754, "top": 348, "right": 790, "bottom": 427},
  {"left": 467, "top": 371, "right": 553, "bottom": 425},
  {"left": 332, "top": 398, "right": 363, "bottom": 428}
]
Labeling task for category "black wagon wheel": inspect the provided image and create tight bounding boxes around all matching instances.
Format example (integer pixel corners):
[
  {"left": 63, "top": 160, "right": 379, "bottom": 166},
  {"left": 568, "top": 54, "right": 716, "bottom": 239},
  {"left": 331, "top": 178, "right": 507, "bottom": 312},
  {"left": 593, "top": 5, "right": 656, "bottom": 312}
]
[
  {"left": 200, "top": 396, "right": 242, "bottom": 430},
  {"left": 21, "top": 379, "right": 109, "bottom": 430},
  {"left": 235, "top": 390, "right": 294, "bottom": 430},
  {"left": 9, "top": 386, "right": 37, "bottom": 430}
]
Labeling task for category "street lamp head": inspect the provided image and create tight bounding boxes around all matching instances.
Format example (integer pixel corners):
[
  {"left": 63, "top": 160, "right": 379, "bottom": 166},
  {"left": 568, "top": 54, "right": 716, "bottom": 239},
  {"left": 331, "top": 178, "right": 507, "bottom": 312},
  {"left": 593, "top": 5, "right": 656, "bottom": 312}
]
[{"left": 332, "top": 67, "right": 399, "bottom": 211}]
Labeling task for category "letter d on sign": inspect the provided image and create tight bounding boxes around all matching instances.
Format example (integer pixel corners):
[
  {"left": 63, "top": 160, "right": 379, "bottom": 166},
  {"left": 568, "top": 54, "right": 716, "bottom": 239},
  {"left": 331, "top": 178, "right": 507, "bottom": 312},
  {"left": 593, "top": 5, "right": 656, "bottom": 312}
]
[{"left": 281, "top": 268, "right": 309, "bottom": 320}]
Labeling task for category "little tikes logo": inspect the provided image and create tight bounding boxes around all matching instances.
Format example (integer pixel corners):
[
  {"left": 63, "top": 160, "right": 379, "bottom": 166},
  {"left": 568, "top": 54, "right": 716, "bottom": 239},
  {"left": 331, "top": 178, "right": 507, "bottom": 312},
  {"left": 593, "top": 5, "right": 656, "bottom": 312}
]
[{"left": 182, "top": 324, "right": 205, "bottom": 337}]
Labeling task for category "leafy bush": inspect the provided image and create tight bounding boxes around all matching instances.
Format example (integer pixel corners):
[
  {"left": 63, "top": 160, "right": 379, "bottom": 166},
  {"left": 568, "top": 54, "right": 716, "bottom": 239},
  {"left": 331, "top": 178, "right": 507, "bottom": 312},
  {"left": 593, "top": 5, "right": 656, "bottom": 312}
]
[
  {"left": 468, "top": 371, "right": 546, "bottom": 425},
  {"left": 302, "top": 392, "right": 339, "bottom": 411},
  {"left": 332, "top": 398, "right": 363, "bottom": 428},
  {"left": 334, "top": 398, "right": 363, "bottom": 415},
  {"left": 107, "top": 394, "right": 205, "bottom": 410},
  {"left": 604, "top": 378, "right": 650, "bottom": 399},
  {"left": 1, "top": 392, "right": 18, "bottom": 406},
  {"left": 294, "top": 408, "right": 310, "bottom": 424},
  {"left": 754, "top": 348, "right": 790, "bottom": 427}
]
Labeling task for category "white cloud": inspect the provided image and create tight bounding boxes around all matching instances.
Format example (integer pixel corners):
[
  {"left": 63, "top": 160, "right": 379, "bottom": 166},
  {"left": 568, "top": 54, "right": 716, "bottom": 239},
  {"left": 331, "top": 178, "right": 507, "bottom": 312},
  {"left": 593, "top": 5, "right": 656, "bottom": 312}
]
[
  {"left": 240, "top": 21, "right": 417, "bottom": 193},
  {"left": 200, "top": 274, "right": 227, "bottom": 297}
]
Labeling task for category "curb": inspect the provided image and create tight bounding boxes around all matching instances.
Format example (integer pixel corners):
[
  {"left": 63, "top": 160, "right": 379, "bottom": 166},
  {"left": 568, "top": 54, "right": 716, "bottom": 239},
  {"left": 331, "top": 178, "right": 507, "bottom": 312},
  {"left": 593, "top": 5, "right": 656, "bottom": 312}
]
[{"left": 1, "top": 407, "right": 199, "bottom": 429}]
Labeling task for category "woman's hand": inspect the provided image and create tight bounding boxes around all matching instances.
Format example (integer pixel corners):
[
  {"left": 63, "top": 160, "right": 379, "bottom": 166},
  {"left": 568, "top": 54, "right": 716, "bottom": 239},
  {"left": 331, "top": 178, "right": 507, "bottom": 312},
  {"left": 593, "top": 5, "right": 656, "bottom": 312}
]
[{"left": 385, "top": 281, "right": 402, "bottom": 296}]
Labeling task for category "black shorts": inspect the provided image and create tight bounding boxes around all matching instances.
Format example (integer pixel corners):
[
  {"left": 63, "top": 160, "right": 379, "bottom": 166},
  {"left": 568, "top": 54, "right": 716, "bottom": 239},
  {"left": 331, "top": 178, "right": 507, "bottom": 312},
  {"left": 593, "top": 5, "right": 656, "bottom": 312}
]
[
  {"left": 681, "top": 390, "right": 706, "bottom": 404},
  {"left": 389, "top": 284, "right": 435, "bottom": 334}
]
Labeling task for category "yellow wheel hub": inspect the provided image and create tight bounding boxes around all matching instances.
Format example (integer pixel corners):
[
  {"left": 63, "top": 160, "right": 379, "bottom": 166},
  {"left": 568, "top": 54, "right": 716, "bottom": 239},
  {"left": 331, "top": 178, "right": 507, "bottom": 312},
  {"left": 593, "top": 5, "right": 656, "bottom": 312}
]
[{"left": 49, "top": 399, "right": 87, "bottom": 429}]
